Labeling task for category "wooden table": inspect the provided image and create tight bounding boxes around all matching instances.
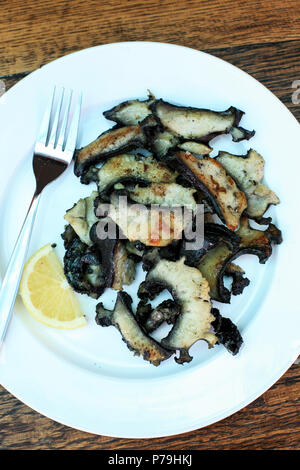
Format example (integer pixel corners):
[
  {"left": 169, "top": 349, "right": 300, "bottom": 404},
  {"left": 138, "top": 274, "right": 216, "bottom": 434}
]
[{"left": 0, "top": 0, "right": 299, "bottom": 450}]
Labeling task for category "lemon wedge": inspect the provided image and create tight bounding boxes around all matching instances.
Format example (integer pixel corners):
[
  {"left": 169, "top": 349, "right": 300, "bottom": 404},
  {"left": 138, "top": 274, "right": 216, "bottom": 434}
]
[{"left": 20, "top": 244, "right": 86, "bottom": 329}]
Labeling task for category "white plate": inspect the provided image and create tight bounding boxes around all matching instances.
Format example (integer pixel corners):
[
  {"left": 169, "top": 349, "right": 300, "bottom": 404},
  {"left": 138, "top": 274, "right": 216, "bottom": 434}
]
[{"left": 0, "top": 42, "right": 299, "bottom": 438}]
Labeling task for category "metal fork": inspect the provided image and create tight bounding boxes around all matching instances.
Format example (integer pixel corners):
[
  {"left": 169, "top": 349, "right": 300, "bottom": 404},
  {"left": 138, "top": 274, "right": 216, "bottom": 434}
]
[{"left": 0, "top": 87, "right": 82, "bottom": 346}]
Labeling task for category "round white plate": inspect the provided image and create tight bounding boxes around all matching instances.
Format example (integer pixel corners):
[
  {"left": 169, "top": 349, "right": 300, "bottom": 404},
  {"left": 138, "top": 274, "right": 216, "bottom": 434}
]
[{"left": 0, "top": 42, "right": 299, "bottom": 438}]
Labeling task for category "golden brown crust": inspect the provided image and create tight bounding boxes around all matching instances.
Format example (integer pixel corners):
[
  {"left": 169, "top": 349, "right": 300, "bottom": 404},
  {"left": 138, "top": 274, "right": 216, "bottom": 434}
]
[{"left": 175, "top": 152, "right": 247, "bottom": 230}]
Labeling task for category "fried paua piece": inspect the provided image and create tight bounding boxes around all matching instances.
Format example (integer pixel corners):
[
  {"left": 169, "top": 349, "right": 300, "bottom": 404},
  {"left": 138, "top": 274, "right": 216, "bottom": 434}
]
[
  {"left": 197, "top": 217, "right": 282, "bottom": 303},
  {"left": 103, "top": 95, "right": 154, "bottom": 126},
  {"left": 74, "top": 125, "right": 146, "bottom": 178},
  {"left": 62, "top": 227, "right": 105, "bottom": 298},
  {"left": 211, "top": 308, "right": 243, "bottom": 355},
  {"left": 225, "top": 263, "right": 250, "bottom": 296},
  {"left": 180, "top": 222, "right": 241, "bottom": 267},
  {"left": 151, "top": 99, "right": 255, "bottom": 143},
  {"left": 136, "top": 299, "right": 180, "bottom": 334},
  {"left": 107, "top": 192, "right": 188, "bottom": 247},
  {"left": 64, "top": 191, "right": 99, "bottom": 245},
  {"left": 97, "top": 154, "right": 177, "bottom": 199},
  {"left": 128, "top": 182, "right": 197, "bottom": 210},
  {"left": 95, "top": 292, "right": 172, "bottom": 366},
  {"left": 138, "top": 258, "right": 217, "bottom": 364},
  {"left": 90, "top": 224, "right": 136, "bottom": 290},
  {"left": 238, "top": 216, "right": 282, "bottom": 258},
  {"left": 172, "top": 151, "right": 247, "bottom": 230},
  {"left": 216, "top": 149, "right": 280, "bottom": 218}
]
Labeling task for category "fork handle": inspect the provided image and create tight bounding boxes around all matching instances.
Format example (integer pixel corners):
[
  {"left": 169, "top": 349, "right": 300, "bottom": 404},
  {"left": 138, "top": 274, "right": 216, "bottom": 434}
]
[{"left": 0, "top": 191, "right": 41, "bottom": 346}]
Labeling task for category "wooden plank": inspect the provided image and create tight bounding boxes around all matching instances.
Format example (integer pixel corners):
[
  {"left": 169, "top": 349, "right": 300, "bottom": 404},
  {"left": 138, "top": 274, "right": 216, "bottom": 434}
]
[
  {"left": 0, "top": 0, "right": 300, "bottom": 75},
  {"left": 2, "top": 40, "right": 300, "bottom": 122},
  {"left": 0, "top": 363, "right": 298, "bottom": 449},
  {"left": 209, "top": 40, "right": 300, "bottom": 122}
]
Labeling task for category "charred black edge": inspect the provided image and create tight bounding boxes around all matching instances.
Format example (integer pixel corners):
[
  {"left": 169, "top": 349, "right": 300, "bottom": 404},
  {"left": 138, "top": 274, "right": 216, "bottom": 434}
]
[
  {"left": 140, "top": 113, "right": 164, "bottom": 139},
  {"left": 252, "top": 216, "right": 273, "bottom": 226},
  {"left": 90, "top": 223, "right": 119, "bottom": 289},
  {"left": 142, "top": 242, "right": 181, "bottom": 272},
  {"left": 215, "top": 250, "right": 248, "bottom": 303},
  {"left": 136, "top": 299, "right": 180, "bottom": 333},
  {"left": 230, "top": 126, "right": 256, "bottom": 142},
  {"left": 93, "top": 196, "right": 107, "bottom": 219},
  {"left": 211, "top": 308, "right": 243, "bottom": 356},
  {"left": 95, "top": 302, "right": 114, "bottom": 326},
  {"left": 214, "top": 254, "right": 234, "bottom": 303},
  {"left": 135, "top": 299, "right": 153, "bottom": 326},
  {"left": 96, "top": 292, "right": 173, "bottom": 366},
  {"left": 198, "top": 220, "right": 281, "bottom": 303},
  {"left": 80, "top": 166, "right": 100, "bottom": 185},
  {"left": 125, "top": 242, "right": 145, "bottom": 262},
  {"left": 137, "top": 280, "right": 168, "bottom": 301},
  {"left": 92, "top": 231, "right": 134, "bottom": 290},
  {"left": 118, "top": 290, "right": 134, "bottom": 311},
  {"left": 174, "top": 349, "right": 193, "bottom": 365},
  {"left": 168, "top": 155, "right": 227, "bottom": 225},
  {"left": 232, "top": 107, "right": 245, "bottom": 127},
  {"left": 265, "top": 223, "right": 283, "bottom": 245},
  {"left": 181, "top": 223, "right": 240, "bottom": 268},
  {"left": 96, "top": 291, "right": 134, "bottom": 326},
  {"left": 216, "top": 148, "right": 252, "bottom": 160},
  {"left": 215, "top": 240, "right": 278, "bottom": 303},
  {"left": 223, "top": 220, "right": 281, "bottom": 300},
  {"left": 165, "top": 306, "right": 243, "bottom": 360},
  {"left": 98, "top": 177, "right": 151, "bottom": 201},
  {"left": 140, "top": 114, "right": 180, "bottom": 158},
  {"left": 74, "top": 140, "right": 144, "bottom": 178},
  {"left": 137, "top": 280, "right": 182, "bottom": 325},
  {"left": 61, "top": 224, "right": 77, "bottom": 248},
  {"left": 103, "top": 97, "right": 153, "bottom": 126},
  {"left": 181, "top": 238, "right": 217, "bottom": 267},
  {"left": 205, "top": 223, "right": 241, "bottom": 248},
  {"left": 62, "top": 232, "right": 105, "bottom": 299},
  {"left": 89, "top": 222, "right": 99, "bottom": 243},
  {"left": 225, "top": 266, "right": 250, "bottom": 296}
]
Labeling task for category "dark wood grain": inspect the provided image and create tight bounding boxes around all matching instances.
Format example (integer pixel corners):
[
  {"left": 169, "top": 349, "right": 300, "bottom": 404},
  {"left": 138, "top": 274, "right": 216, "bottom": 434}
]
[
  {"left": 0, "top": 0, "right": 299, "bottom": 451},
  {"left": 2, "top": 40, "right": 300, "bottom": 122},
  {"left": 0, "top": 363, "right": 298, "bottom": 450},
  {"left": 0, "top": 0, "right": 300, "bottom": 75}
]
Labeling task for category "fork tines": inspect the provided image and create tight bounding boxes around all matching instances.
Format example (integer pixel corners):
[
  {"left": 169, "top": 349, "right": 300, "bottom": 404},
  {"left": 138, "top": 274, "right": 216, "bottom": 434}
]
[{"left": 35, "top": 87, "right": 82, "bottom": 160}]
